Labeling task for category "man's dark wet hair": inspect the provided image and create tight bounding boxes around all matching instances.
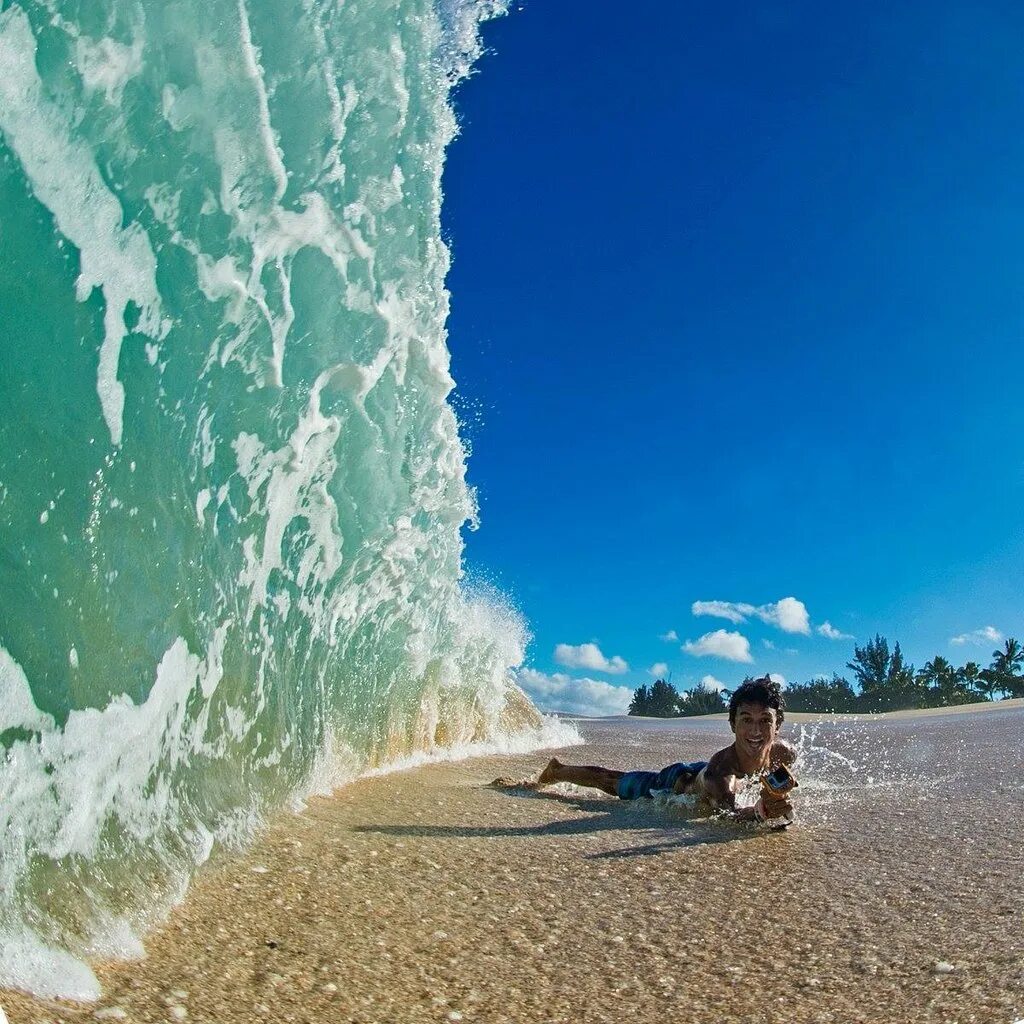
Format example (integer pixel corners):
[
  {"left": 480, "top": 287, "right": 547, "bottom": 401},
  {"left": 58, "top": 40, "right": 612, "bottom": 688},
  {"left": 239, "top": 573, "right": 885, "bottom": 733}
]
[{"left": 728, "top": 675, "right": 785, "bottom": 726}]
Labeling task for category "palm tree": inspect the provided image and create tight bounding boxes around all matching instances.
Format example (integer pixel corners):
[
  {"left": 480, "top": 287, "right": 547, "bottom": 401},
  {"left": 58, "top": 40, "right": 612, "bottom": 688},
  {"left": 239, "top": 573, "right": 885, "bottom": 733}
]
[
  {"left": 989, "top": 638, "right": 1024, "bottom": 699},
  {"left": 957, "top": 661, "right": 986, "bottom": 702},
  {"left": 919, "top": 655, "right": 963, "bottom": 706},
  {"left": 978, "top": 666, "right": 1001, "bottom": 701}
]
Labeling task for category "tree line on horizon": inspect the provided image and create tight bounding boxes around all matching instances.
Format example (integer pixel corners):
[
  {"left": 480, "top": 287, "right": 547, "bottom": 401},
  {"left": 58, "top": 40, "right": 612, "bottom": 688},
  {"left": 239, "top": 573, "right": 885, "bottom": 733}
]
[{"left": 628, "top": 634, "right": 1024, "bottom": 717}]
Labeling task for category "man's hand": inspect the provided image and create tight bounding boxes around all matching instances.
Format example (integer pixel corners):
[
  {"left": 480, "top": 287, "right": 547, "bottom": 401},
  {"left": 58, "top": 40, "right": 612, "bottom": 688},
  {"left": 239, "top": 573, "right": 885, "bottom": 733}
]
[{"left": 757, "top": 792, "right": 794, "bottom": 821}]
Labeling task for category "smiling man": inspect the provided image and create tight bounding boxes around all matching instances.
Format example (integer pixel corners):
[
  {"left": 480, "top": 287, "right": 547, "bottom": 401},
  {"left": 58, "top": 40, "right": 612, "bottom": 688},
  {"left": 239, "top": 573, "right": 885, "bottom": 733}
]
[{"left": 523, "top": 676, "right": 797, "bottom": 822}]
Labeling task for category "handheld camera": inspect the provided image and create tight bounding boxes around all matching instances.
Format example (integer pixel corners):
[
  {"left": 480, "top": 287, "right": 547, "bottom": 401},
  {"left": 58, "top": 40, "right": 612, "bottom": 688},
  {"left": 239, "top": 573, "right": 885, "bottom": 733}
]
[
  {"left": 758, "top": 763, "right": 798, "bottom": 825},
  {"left": 761, "top": 763, "right": 798, "bottom": 798}
]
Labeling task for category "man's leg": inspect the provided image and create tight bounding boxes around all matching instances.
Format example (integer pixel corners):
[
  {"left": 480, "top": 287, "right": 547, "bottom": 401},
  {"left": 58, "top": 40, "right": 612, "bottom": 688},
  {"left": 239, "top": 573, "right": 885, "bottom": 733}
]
[{"left": 535, "top": 757, "right": 624, "bottom": 797}]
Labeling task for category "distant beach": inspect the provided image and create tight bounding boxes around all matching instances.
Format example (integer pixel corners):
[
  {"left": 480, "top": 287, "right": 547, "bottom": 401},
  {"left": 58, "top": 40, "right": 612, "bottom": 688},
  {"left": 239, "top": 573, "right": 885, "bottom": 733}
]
[
  {"left": 651, "top": 696, "right": 1024, "bottom": 723},
  {"left": 5, "top": 703, "right": 1022, "bottom": 1024}
]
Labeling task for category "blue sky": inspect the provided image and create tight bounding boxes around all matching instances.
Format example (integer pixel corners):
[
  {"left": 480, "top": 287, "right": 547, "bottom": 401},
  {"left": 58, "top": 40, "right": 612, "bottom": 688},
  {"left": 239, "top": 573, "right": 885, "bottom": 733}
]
[{"left": 443, "top": 2, "right": 1024, "bottom": 716}]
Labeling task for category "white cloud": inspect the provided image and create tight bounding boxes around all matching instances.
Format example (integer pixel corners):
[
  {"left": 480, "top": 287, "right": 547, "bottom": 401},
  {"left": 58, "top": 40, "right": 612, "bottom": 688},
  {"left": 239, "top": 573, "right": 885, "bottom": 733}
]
[
  {"left": 768, "top": 672, "right": 787, "bottom": 689},
  {"left": 765, "top": 598, "right": 811, "bottom": 634},
  {"left": 699, "top": 674, "right": 727, "bottom": 692},
  {"left": 762, "top": 639, "right": 776, "bottom": 650},
  {"left": 659, "top": 630, "right": 679, "bottom": 642},
  {"left": 553, "top": 642, "right": 628, "bottom": 674},
  {"left": 760, "top": 597, "right": 811, "bottom": 635},
  {"left": 691, "top": 600, "right": 752, "bottom": 624},
  {"left": 692, "top": 596, "right": 811, "bottom": 635},
  {"left": 950, "top": 625, "right": 1003, "bottom": 647},
  {"left": 516, "top": 668, "right": 633, "bottom": 717},
  {"left": 648, "top": 662, "right": 670, "bottom": 678},
  {"left": 681, "top": 629, "right": 754, "bottom": 663},
  {"left": 817, "top": 621, "right": 854, "bottom": 641}
]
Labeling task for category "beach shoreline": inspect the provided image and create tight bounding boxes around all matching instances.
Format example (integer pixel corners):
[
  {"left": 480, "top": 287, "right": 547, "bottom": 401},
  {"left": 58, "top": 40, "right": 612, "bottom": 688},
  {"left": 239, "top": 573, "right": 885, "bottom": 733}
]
[
  {"left": 613, "top": 695, "right": 1024, "bottom": 723},
  {"left": 4, "top": 706, "right": 1022, "bottom": 1023}
]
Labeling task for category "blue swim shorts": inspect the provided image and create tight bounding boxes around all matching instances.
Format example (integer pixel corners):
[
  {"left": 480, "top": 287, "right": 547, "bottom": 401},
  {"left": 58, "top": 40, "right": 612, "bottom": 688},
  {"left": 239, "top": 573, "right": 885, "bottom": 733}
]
[{"left": 617, "top": 761, "right": 708, "bottom": 800}]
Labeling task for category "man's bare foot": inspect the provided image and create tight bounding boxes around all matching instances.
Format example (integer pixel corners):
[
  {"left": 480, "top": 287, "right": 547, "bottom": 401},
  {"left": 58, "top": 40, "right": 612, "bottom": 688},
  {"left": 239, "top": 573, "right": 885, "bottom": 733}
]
[
  {"left": 536, "top": 757, "right": 563, "bottom": 787},
  {"left": 491, "top": 758, "right": 563, "bottom": 791}
]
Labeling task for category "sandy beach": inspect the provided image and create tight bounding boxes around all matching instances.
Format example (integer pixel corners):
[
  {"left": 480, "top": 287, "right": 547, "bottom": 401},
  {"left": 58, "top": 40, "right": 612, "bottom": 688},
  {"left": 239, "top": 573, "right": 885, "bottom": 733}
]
[{"left": 4, "top": 704, "right": 1023, "bottom": 1024}]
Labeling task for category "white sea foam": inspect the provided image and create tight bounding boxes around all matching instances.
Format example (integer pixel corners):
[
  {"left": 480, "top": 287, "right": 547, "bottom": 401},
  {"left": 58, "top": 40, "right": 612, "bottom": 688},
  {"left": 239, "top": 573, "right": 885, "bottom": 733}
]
[
  {"left": 0, "top": 0, "right": 530, "bottom": 1000},
  {"left": 74, "top": 34, "right": 144, "bottom": 105},
  {"left": 235, "top": 0, "right": 288, "bottom": 204},
  {"left": 0, "top": 6, "right": 164, "bottom": 447},
  {"left": 0, "top": 645, "right": 54, "bottom": 734},
  {"left": 299, "top": 711, "right": 582, "bottom": 808},
  {"left": 0, "top": 635, "right": 228, "bottom": 995},
  {"left": 0, "top": 928, "right": 101, "bottom": 1001}
]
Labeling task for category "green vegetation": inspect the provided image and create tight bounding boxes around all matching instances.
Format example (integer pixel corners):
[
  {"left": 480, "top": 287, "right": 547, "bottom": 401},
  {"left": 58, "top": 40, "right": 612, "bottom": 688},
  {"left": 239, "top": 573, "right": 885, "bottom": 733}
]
[
  {"left": 628, "top": 635, "right": 1024, "bottom": 717},
  {"left": 629, "top": 678, "right": 726, "bottom": 717}
]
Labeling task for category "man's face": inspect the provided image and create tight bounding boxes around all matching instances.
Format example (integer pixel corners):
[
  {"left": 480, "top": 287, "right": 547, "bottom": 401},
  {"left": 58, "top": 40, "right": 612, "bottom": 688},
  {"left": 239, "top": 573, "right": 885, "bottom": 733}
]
[{"left": 730, "top": 701, "right": 779, "bottom": 761}]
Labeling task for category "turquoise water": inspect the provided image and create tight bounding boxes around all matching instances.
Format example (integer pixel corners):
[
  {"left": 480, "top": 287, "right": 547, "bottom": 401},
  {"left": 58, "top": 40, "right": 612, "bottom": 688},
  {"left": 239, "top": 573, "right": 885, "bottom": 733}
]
[{"left": 0, "top": 0, "right": 573, "bottom": 998}]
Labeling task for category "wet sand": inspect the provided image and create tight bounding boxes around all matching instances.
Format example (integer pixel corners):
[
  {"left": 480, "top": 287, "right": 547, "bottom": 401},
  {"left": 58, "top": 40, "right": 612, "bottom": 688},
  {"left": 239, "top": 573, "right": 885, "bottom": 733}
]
[{"left": 4, "top": 705, "right": 1024, "bottom": 1024}]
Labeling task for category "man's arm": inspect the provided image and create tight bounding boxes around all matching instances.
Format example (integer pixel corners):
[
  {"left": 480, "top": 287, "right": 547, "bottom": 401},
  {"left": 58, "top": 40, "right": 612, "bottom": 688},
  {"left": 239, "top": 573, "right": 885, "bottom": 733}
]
[
  {"left": 698, "top": 753, "right": 764, "bottom": 822},
  {"left": 701, "top": 769, "right": 760, "bottom": 821},
  {"left": 701, "top": 749, "right": 795, "bottom": 821}
]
